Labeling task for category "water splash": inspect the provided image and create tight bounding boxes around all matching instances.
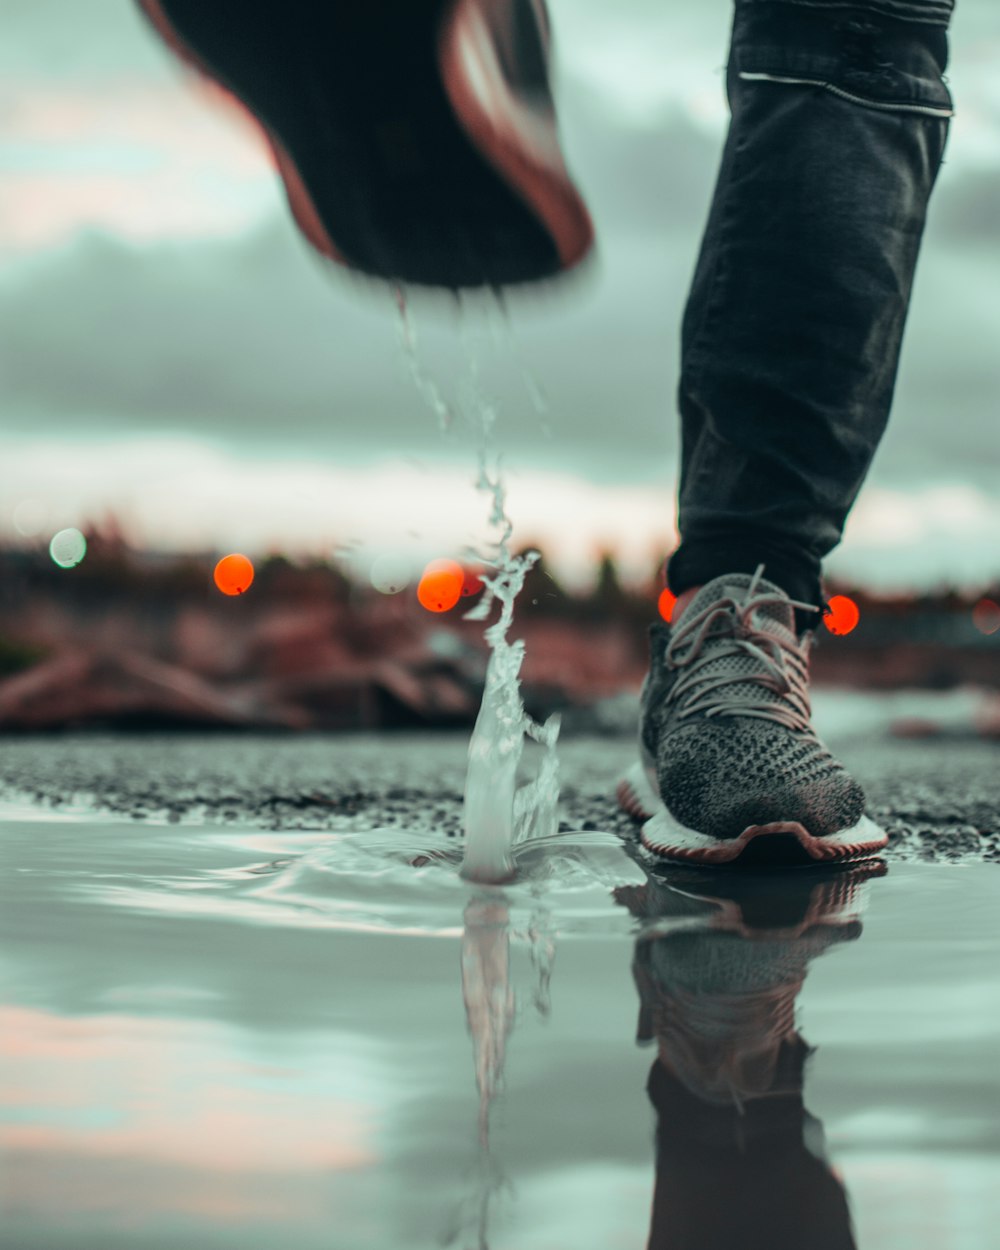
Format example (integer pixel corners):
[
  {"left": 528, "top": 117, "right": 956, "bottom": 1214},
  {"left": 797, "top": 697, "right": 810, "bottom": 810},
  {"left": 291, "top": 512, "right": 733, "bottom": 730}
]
[
  {"left": 458, "top": 320, "right": 562, "bottom": 882},
  {"left": 394, "top": 295, "right": 561, "bottom": 885},
  {"left": 486, "top": 296, "right": 552, "bottom": 438}
]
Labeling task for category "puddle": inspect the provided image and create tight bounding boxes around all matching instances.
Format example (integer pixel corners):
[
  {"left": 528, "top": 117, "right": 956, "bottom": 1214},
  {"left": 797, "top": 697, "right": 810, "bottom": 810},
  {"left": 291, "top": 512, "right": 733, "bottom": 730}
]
[{"left": 2, "top": 815, "right": 998, "bottom": 1249}]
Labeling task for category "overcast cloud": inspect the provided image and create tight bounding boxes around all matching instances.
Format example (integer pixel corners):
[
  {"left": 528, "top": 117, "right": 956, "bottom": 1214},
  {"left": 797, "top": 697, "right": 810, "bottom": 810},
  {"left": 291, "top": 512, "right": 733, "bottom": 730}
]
[{"left": 0, "top": 0, "right": 997, "bottom": 585}]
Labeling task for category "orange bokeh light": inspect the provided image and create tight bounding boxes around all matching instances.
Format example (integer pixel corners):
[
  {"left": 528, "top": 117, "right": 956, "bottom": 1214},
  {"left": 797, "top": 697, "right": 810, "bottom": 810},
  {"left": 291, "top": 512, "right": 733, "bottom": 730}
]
[
  {"left": 972, "top": 597, "right": 1000, "bottom": 636},
  {"left": 417, "top": 559, "right": 464, "bottom": 613},
  {"left": 214, "top": 553, "right": 255, "bottom": 596},
  {"left": 657, "top": 588, "right": 677, "bottom": 622},
  {"left": 461, "top": 568, "right": 485, "bottom": 598},
  {"left": 824, "top": 594, "right": 859, "bottom": 636}
]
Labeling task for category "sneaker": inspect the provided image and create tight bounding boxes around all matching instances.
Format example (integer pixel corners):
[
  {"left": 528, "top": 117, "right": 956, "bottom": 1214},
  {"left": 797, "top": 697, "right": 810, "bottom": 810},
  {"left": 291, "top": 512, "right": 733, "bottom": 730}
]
[
  {"left": 617, "top": 567, "right": 888, "bottom": 866},
  {"left": 137, "top": 0, "right": 593, "bottom": 288}
]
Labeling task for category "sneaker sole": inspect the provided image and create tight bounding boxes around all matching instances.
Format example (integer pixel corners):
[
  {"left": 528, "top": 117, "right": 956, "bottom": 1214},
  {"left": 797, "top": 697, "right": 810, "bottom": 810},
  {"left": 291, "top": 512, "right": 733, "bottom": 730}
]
[
  {"left": 137, "top": 0, "right": 592, "bottom": 288},
  {"left": 616, "top": 762, "right": 889, "bottom": 867}
]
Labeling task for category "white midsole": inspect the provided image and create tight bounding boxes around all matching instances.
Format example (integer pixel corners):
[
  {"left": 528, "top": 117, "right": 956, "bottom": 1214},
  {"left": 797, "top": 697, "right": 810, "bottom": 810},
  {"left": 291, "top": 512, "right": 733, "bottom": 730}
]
[{"left": 620, "top": 761, "right": 888, "bottom": 857}]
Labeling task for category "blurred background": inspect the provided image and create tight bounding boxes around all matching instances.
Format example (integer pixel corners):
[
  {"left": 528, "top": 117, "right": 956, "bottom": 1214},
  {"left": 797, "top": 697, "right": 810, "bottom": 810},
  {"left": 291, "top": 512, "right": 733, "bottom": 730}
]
[{"left": 0, "top": 0, "right": 997, "bottom": 733}]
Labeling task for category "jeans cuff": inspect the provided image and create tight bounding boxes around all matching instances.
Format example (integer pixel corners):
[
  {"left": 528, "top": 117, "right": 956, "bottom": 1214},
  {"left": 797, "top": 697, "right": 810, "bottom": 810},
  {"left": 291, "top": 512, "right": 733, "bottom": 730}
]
[{"left": 666, "top": 541, "right": 825, "bottom": 631}]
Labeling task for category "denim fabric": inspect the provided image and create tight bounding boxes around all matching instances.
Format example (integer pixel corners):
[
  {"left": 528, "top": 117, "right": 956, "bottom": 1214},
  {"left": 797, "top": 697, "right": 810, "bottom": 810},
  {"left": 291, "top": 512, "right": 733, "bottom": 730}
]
[
  {"left": 666, "top": 0, "right": 954, "bottom": 617},
  {"left": 741, "top": 0, "right": 954, "bottom": 27}
]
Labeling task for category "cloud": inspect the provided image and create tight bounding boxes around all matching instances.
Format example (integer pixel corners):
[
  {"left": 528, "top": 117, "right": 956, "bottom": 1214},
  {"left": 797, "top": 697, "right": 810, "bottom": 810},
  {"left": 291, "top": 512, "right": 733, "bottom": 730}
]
[
  {"left": 561, "top": 87, "right": 721, "bottom": 236},
  {"left": 0, "top": 215, "right": 687, "bottom": 479},
  {"left": 932, "top": 167, "right": 1000, "bottom": 243},
  {"left": 1, "top": 174, "right": 995, "bottom": 495},
  {"left": 3, "top": 433, "right": 998, "bottom": 591},
  {"left": 829, "top": 483, "right": 1000, "bottom": 590},
  {"left": 0, "top": 434, "right": 678, "bottom": 586},
  {"left": 877, "top": 239, "right": 1000, "bottom": 490},
  {"left": 0, "top": 82, "right": 274, "bottom": 250},
  {"left": 0, "top": 0, "right": 172, "bottom": 77},
  {"left": 0, "top": 0, "right": 995, "bottom": 591}
]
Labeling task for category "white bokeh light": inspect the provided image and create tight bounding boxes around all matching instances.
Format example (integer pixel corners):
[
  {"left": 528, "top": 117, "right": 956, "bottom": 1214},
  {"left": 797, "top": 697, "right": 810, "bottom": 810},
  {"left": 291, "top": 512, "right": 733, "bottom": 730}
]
[
  {"left": 370, "top": 553, "right": 413, "bottom": 595},
  {"left": 12, "top": 498, "right": 47, "bottom": 537},
  {"left": 49, "top": 526, "right": 87, "bottom": 568}
]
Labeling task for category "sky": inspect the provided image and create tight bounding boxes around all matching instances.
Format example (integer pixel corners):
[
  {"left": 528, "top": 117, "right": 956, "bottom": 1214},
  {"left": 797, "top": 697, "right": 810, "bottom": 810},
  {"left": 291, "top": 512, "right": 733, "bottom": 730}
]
[{"left": 0, "top": 0, "right": 998, "bottom": 589}]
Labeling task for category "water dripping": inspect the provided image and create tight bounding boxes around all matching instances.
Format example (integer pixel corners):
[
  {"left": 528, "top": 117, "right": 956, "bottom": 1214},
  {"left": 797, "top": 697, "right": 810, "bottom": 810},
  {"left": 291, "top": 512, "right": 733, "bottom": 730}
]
[
  {"left": 487, "top": 294, "right": 552, "bottom": 437},
  {"left": 393, "top": 284, "right": 455, "bottom": 434}
]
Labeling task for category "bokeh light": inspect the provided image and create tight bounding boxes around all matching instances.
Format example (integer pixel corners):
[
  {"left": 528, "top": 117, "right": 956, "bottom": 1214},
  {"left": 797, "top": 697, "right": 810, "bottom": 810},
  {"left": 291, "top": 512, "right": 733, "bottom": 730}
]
[
  {"left": 49, "top": 527, "right": 87, "bottom": 569},
  {"left": 370, "top": 553, "right": 412, "bottom": 595},
  {"left": 417, "top": 558, "right": 464, "bottom": 613},
  {"left": 657, "top": 588, "right": 677, "bottom": 622},
  {"left": 461, "top": 568, "right": 485, "bottom": 598},
  {"left": 824, "top": 594, "right": 860, "bottom": 636},
  {"left": 972, "top": 597, "right": 1000, "bottom": 636},
  {"left": 13, "top": 499, "right": 47, "bottom": 538},
  {"left": 214, "top": 553, "right": 255, "bottom": 596}
]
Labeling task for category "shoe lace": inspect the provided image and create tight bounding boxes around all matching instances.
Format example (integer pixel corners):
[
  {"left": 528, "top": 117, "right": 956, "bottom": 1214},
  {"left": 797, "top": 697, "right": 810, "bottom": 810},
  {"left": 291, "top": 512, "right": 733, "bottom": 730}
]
[{"left": 666, "top": 567, "right": 816, "bottom": 732}]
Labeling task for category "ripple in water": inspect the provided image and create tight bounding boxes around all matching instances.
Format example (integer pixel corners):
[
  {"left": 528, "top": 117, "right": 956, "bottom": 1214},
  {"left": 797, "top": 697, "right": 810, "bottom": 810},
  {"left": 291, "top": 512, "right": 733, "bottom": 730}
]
[
  {"left": 88, "top": 825, "right": 646, "bottom": 938},
  {"left": 238, "top": 827, "right": 647, "bottom": 937}
]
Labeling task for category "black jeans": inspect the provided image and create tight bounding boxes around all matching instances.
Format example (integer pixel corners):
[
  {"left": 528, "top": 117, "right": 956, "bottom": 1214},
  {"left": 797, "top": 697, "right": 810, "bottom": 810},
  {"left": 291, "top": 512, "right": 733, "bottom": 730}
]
[{"left": 666, "top": 0, "right": 954, "bottom": 614}]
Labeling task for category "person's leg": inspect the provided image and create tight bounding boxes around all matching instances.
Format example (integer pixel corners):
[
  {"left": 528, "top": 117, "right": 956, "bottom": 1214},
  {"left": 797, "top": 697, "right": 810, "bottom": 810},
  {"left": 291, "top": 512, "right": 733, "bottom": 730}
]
[
  {"left": 667, "top": 0, "right": 954, "bottom": 618},
  {"left": 618, "top": 1, "right": 955, "bottom": 863}
]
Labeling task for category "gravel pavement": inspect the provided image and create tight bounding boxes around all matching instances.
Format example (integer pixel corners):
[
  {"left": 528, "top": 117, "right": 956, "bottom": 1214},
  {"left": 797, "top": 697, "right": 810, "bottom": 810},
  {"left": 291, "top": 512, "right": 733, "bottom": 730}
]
[{"left": 0, "top": 730, "right": 997, "bottom": 863}]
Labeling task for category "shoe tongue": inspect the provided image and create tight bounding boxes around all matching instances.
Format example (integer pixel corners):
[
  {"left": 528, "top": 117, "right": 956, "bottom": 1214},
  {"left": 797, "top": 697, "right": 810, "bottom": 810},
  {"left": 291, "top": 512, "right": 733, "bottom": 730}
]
[{"left": 676, "top": 572, "right": 798, "bottom": 643}]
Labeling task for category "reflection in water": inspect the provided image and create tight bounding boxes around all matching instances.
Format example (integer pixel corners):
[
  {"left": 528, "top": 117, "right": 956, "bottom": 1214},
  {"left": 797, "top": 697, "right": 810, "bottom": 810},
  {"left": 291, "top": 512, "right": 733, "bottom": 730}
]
[
  {"left": 451, "top": 893, "right": 516, "bottom": 1250},
  {"left": 453, "top": 892, "right": 557, "bottom": 1249},
  {"left": 462, "top": 895, "right": 516, "bottom": 1151},
  {"left": 618, "top": 862, "right": 887, "bottom": 1250},
  {"left": 451, "top": 857, "right": 887, "bottom": 1249}
]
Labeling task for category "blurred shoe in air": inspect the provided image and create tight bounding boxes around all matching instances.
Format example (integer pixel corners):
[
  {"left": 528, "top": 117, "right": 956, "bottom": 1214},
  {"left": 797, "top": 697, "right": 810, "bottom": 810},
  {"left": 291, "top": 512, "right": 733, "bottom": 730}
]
[{"left": 137, "top": 0, "right": 594, "bottom": 288}]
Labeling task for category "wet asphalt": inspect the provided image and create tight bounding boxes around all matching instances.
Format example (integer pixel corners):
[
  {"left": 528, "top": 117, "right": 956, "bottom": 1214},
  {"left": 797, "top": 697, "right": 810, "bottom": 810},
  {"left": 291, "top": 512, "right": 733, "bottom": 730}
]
[{"left": 0, "top": 729, "right": 997, "bottom": 863}]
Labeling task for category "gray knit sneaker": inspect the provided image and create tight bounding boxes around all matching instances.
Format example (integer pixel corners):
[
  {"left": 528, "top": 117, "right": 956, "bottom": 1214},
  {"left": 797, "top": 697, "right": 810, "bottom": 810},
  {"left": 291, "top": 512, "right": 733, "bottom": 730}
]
[{"left": 617, "top": 568, "right": 888, "bottom": 866}]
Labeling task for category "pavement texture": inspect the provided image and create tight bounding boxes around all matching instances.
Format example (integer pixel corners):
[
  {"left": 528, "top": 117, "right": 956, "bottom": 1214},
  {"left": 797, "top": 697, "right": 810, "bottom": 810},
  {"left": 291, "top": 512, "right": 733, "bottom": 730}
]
[{"left": 0, "top": 729, "right": 997, "bottom": 863}]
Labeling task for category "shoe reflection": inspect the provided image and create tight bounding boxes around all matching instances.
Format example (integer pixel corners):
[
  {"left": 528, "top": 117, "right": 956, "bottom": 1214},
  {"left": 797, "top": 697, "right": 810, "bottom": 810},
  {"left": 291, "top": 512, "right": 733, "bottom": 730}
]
[{"left": 617, "top": 862, "right": 886, "bottom": 1250}]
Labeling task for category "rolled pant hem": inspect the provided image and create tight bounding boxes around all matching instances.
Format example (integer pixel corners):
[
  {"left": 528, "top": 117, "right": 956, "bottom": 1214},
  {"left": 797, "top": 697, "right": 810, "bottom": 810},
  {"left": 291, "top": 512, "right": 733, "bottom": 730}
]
[{"left": 666, "top": 542, "right": 826, "bottom": 631}]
